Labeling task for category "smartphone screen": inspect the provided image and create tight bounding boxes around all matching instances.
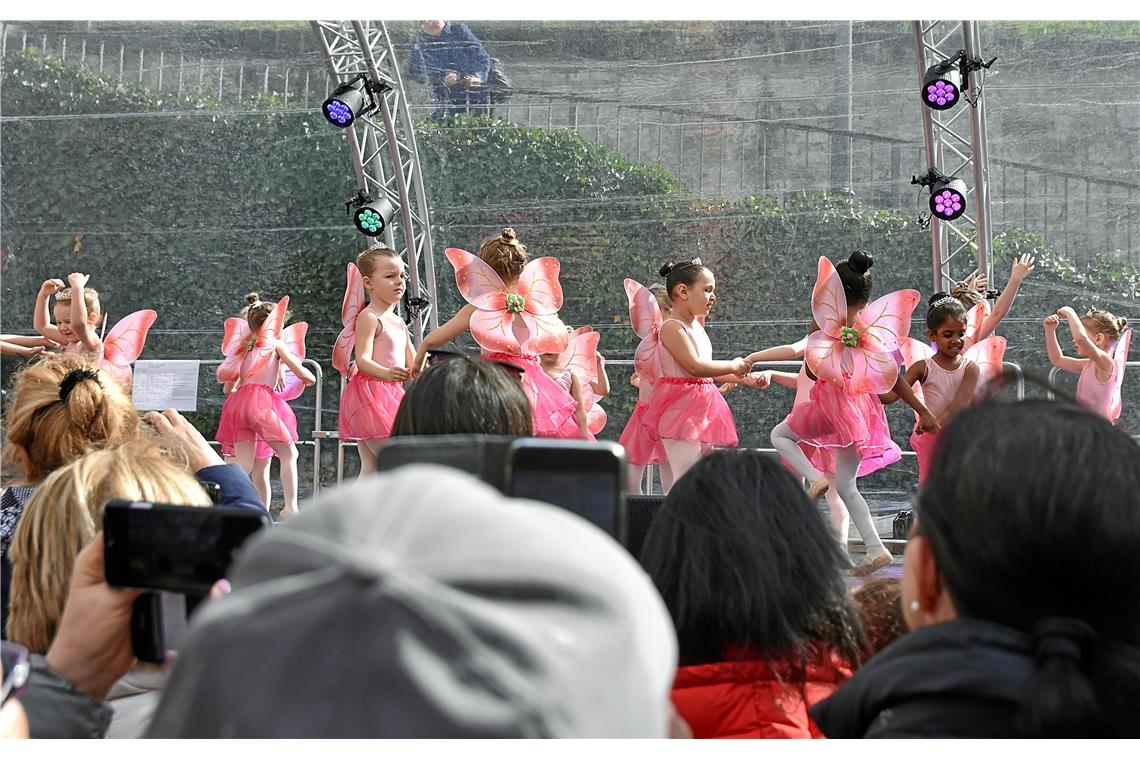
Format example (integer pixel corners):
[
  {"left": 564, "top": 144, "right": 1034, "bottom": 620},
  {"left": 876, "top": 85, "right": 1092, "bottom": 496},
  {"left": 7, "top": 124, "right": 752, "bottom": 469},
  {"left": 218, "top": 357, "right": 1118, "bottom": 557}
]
[
  {"left": 507, "top": 440, "right": 626, "bottom": 543},
  {"left": 103, "top": 500, "right": 270, "bottom": 594}
]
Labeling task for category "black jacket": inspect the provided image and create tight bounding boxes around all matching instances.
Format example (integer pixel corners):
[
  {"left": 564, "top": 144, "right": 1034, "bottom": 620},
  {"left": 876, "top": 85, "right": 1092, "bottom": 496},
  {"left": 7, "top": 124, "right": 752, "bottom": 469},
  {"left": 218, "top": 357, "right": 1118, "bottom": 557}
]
[{"left": 810, "top": 617, "right": 1036, "bottom": 738}]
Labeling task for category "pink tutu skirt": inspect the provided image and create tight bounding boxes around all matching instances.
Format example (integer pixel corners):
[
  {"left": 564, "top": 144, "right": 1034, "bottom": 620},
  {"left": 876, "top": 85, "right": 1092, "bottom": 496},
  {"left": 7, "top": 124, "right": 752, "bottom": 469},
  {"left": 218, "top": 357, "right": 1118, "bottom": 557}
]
[
  {"left": 619, "top": 400, "right": 667, "bottom": 465},
  {"left": 338, "top": 373, "right": 406, "bottom": 442},
  {"left": 786, "top": 380, "right": 900, "bottom": 476},
  {"left": 216, "top": 392, "right": 274, "bottom": 459},
  {"left": 215, "top": 383, "right": 298, "bottom": 444},
  {"left": 642, "top": 376, "right": 738, "bottom": 448},
  {"left": 484, "top": 352, "right": 581, "bottom": 439},
  {"left": 909, "top": 427, "right": 943, "bottom": 485}
]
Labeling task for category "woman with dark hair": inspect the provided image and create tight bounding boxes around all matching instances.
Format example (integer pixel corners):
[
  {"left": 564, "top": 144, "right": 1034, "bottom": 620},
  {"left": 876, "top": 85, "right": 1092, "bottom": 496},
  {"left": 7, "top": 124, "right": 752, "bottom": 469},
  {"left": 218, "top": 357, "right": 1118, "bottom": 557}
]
[
  {"left": 391, "top": 352, "right": 532, "bottom": 437},
  {"left": 811, "top": 399, "right": 1140, "bottom": 738},
  {"left": 640, "top": 450, "right": 863, "bottom": 738}
]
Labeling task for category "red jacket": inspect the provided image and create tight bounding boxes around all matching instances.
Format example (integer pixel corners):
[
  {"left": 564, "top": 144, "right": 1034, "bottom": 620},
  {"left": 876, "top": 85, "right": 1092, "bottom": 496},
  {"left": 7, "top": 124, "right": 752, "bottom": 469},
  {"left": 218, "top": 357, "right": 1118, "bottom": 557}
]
[{"left": 671, "top": 646, "right": 854, "bottom": 738}]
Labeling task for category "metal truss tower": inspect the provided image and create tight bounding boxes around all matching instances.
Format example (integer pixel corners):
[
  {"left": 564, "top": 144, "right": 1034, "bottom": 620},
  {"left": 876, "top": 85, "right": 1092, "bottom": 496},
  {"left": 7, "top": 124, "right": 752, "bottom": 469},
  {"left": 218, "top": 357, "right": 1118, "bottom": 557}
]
[
  {"left": 913, "top": 21, "right": 995, "bottom": 293},
  {"left": 311, "top": 20, "right": 439, "bottom": 340}
]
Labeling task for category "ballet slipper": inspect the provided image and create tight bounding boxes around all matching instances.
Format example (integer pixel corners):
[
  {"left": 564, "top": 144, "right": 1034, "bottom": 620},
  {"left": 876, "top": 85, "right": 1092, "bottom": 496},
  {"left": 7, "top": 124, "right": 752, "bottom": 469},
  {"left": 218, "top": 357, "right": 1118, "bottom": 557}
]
[
  {"left": 849, "top": 550, "right": 893, "bottom": 577},
  {"left": 807, "top": 476, "right": 829, "bottom": 501}
]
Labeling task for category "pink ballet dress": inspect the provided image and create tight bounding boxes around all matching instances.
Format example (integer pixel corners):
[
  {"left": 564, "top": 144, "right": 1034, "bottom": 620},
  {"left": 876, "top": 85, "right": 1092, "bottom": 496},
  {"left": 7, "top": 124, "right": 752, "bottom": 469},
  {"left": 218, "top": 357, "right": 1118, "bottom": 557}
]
[
  {"left": 216, "top": 388, "right": 276, "bottom": 460},
  {"left": 338, "top": 318, "right": 410, "bottom": 442},
  {"left": 908, "top": 357, "right": 974, "bottom": 484},
  {"left": 619, "top": 365, "right": 667, "bottom": 466},
  {"left": 642, "top": 319, "right": 738, "bottom": 448},
  {"left": 485, "top": 351, "right": 581, "bottom": 439},
  {"left": 1076, "top": 359, "right": 1121, "bottom": 421},
  {"left": 217, "top": 351, "right": 299, "bottom": 445},
  {"left": 786, "top": 375, "right": 900, "bottom": 477},
  {"left": 549, "top": 367, "right": 594, "bottom": 441}
]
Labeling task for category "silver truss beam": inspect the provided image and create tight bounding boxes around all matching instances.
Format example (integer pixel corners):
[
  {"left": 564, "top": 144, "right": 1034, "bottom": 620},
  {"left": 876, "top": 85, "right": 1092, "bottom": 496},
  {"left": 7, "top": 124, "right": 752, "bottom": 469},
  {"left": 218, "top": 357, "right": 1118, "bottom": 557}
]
[
  {"left": 913, "top": 21, "right": 995, "bottom": 294},
  {"left": 311, "top": 20, "right": 439, "bottom": 340}
]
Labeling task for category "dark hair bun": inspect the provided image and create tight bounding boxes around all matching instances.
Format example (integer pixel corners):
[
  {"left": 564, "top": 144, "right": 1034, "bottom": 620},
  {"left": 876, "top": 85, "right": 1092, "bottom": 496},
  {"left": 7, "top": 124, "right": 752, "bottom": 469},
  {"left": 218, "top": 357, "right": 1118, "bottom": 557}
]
[
  {"left": 848, "top": 250, "right": 874, "bottom": 274},
  {"left": 659, "top": 262, "right": 676, "bottom": 277},
  {"left": 245, "top": 292, "right": 261, "bottom": 305},
  {"left": 1118, "top": 317, "right": 1129, "bottom": 331}
]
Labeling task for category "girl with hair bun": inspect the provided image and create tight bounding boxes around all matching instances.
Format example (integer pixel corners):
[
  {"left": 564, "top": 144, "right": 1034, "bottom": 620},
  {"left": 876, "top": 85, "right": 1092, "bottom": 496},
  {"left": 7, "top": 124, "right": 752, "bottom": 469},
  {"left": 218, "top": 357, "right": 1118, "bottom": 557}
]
[
  {"left": 770, "top": 251, "right": 937, "bottom": 576},
  {"left": 412, "top": 228, "right": 583, "bottom": 438},
  {"left": 1044, "top": 306, "right": 1131, "bottom": 421},
  {"left": 641, "top": 258, "right": 750, "bottom": 485}
]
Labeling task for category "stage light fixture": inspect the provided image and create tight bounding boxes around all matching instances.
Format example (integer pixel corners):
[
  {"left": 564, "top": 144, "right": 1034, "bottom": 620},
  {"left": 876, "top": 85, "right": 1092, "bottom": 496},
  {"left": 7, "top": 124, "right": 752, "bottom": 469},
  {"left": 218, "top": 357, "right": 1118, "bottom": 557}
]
[
  {"left": 347, "top": 191, "right": 398, "bottom": 237},
  {"left": 920, "top": 50, "right": 997, "bottom": 112},
  {"left": 322, "top": 75, "right": 385, "bottom": 128},
  {"left": 912, "top": 169, "right": 967, "bottom": 222}
]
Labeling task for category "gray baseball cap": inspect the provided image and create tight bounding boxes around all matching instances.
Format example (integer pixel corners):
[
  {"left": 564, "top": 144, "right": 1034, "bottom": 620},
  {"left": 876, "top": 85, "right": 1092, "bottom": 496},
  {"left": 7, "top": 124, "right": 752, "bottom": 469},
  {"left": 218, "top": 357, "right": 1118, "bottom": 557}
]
[{"left": 146, "top": 464, "right": 677, "bottom": 737}]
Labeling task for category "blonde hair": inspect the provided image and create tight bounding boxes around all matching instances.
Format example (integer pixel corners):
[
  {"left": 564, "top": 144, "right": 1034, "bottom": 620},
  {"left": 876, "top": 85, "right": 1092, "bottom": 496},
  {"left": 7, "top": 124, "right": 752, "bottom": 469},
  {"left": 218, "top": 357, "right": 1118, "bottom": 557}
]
[
  {"left": 7, "top": 438, "right": 211, "bottom": 653},
  {"left": 950, "top": 281, "right": 986, "bottom": 308},
  {"left": 2, "top": 353, "right": 140, "bottom": 484},
  {"left": 477, "top": 227, "right": 529, "bottom": 282},
  {"left": 1083, "top": 309, "right": 1128, "bottom": 344},
  {"left": 648, "top": 282, "right": 672, "bottom": 313},
  {"left": 356, "top": 246, "right": 401, "bottom": 278},
  {"left": 53, "top": 286, "right": 103, "bottom": 323}
]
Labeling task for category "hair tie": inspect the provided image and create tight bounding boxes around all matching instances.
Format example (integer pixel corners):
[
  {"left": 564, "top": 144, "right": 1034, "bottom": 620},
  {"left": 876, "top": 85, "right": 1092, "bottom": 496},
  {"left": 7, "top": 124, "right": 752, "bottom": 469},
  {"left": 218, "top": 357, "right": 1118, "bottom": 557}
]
[
  {"left": 1032, "top": 617, "right": 1097, "bottom": 663},
  {"left": 59, "top": 368, "right": 102, "bottom": 402}
]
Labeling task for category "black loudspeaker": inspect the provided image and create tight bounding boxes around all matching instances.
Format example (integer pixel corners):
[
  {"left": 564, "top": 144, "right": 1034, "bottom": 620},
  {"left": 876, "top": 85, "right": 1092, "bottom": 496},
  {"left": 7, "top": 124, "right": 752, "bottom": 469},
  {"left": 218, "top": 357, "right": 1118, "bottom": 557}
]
[
  {"left": 626, "top": 494, "right": 666, "bottom": 562},
  {"left": 892, "top": 510, "right": 915, "bottom": 540}
]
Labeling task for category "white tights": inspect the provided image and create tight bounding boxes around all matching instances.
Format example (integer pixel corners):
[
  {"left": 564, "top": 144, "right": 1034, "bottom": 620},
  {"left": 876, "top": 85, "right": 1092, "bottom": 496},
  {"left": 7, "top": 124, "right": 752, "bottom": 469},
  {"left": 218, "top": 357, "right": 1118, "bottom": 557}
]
[
  {"left": 236, "top": 440, "right": 300, "bottom": 515},
  {"left": 627, "top": 461, "right": 675, "bottom": 495},
  {"left": 770, "top": 420, "right": 884, "bottom": 556},
  {"left": 662, "top": 439, "right": 709, "bottom": 491}
]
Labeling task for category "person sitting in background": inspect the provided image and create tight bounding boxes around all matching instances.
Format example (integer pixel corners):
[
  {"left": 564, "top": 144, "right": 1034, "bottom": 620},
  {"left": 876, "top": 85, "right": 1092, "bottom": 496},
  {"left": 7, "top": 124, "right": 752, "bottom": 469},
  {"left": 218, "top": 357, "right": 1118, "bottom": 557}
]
[
  {"left": 851, "top": 578, "right": 907, "bottom": 660},
  {"left": 407, "top": 20, "right": 492, "bottom": 120},
  {"left": 7, "top": 438, "right": 215, "bottom": 738},
  {"left": 811, "top": 398, "right": 1140, "bottom": 738},
  {"left": 1, "top": 355, "right": 140, "bottom": 637},
  {"left": 640, "top": 450, "right": 863, "bottom": 738},
  {"left": 391, "top": 351, "right": 532, "bottom": 437}
]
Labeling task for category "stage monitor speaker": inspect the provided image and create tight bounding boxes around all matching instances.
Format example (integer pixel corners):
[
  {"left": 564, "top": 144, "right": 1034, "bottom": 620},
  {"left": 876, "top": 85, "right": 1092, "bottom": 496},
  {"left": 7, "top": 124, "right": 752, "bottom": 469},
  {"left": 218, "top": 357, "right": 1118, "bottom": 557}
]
[{"left": 625, "top": 494, "right": 666, "bottom": 562}]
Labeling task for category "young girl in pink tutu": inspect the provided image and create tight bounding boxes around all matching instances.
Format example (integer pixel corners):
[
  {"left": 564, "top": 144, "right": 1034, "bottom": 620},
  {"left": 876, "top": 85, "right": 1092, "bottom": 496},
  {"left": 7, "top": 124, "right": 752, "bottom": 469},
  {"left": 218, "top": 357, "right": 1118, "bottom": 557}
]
[
  {"left": 770, "top": 252, "right": 937, "bottom": 575},
  {"left": 412, "top": 228, "right": 579, "bottom": 438},
  {"left": 216, "top": 293, "right": 315, "bottom": 516},
  {"left": 218, "top": 379, "right": 275, "bottom": 508},
  {"left": 334, "top": 247, "right": 414, "bottom": 475},
  {"left": 643, "top": 259, "right": 750, "bottom": 486},
  {"left": 1044, "top": 306, "right": 1131, "bottom": 421},
  {"left": 620, "top": 281, "right": 673, "bottom": 493}
]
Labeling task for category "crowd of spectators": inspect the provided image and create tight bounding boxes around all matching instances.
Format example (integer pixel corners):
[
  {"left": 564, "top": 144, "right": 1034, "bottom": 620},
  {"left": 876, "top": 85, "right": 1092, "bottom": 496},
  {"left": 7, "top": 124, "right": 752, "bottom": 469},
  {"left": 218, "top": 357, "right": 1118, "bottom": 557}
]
[{"left": 1, "top": 347, "right": 1138, "bottom": 738}]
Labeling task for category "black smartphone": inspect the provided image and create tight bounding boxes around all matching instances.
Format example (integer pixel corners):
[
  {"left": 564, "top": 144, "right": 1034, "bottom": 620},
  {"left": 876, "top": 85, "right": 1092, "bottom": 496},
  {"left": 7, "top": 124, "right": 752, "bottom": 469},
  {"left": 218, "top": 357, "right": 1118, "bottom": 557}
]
[
  {"left": 103, "top": 500, "right": 270, "bottom": 594},
  {"left": 130, "top": 591, "right": 204, "bottom": 664},
  {"left": 375, "top": 434, "right": 515, "bottom": 493},
  {"left": 505, "top": 439, "right": 628, "bottom": 545}
]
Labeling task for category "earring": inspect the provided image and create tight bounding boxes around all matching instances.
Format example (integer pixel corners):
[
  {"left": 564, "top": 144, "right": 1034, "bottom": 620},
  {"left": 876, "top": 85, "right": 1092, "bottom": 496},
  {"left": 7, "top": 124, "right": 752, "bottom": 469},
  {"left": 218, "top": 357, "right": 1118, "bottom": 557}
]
[{"left": 909, "top": 600, "right": 921, "bottom": 612}]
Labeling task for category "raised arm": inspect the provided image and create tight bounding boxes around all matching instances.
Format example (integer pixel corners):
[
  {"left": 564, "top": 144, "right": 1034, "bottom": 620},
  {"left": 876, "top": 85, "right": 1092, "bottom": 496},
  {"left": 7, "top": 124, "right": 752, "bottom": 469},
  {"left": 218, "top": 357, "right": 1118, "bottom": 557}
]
[
  {"left": 67, "top": 273, "right": 101, "bottom": 353},
  {"left": 658, "top": 321, "right": 748, "bottom": 380},
  {"left": 353, "top": 311, "right": 410, "bottom": 382},
  {"left": 1043, "top": 314, "right": 1086, "bottom": 374},
  {"left": 412, "top": 304, "right": 476, "bottom": 374},
  {"left": 975, "top": 254, "right": 1035, "bottom": 342},
  {"left": 34, "top": 279, "right": 68, "bottom": 344},
  {"left": 1059, "top": 306, "right": 1113, "bottom": 376}
]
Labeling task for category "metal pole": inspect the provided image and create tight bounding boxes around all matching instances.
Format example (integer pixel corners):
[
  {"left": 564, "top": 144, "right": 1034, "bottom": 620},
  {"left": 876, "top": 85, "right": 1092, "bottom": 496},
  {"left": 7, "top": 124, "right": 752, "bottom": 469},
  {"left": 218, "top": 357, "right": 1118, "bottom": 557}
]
[
  {"left": 913, "top": 22, "right": 946, "bottom": 293},
  {"left": 962, "top": 21, "right": 993, "bottom": 285}
]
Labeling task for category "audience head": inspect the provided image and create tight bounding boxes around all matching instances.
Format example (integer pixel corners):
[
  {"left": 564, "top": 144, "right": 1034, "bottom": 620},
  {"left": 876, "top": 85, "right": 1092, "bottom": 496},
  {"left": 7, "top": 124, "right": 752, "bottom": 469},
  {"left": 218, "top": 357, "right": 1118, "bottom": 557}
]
[
  {"left": 640, "top": 450, "right": 863, "bottom": 668},
  {"left": 3, "top": 354, "right": 139, "bottom": 484},
  {"left": 7, "top": 439, "right": 211, "bottom": 653},
  {"left": 834, "top": 250, "right": 874, "bottom": 307},
  {"left": 908, "top": 398, "right": 1140, "bottom": 736},
  {"left": 392, "top": 353, "right": 532, "bottom": 437},
  {"left": 477, "top": 228, "right": 529, "bottom": 284},
  {"left": 145, "top": 465, "right": 678, "bottom": 737},
  {"left": 420, "top": 20, "right": 446, "bottom": 36},
  {"left": 852, "top": 578, "right": 907, "bottom": 659}
]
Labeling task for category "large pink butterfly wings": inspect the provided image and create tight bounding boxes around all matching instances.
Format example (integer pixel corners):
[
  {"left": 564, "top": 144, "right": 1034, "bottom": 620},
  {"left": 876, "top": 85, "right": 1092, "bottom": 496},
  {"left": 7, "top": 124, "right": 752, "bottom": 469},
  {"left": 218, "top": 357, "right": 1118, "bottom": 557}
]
[
  {"left": 625, "top": 278, "right": 664, "bottom": 384},
  {"left": 99, "top": 309, "right": 157, "bottom": 389},
  {"left": 560, "top": 326, "right": 606, "bottom": 433},
  {"left": 333, "top": 262, "right": 366, "bottom": 377},
  {"left": 1109, "top": 329, "right": 1132, "bottom": 420},
  {"left": 447, "top": 248, "right": 568, "bottom": 355},
  {"left": 216, "top": 297, "right": 289, "bottom": 383},
  {"left": 278, "top": 322, "right": 310, "bottom": 401},
  {"left": 805, "top": 257, "right": 919, "bottom": 394}
]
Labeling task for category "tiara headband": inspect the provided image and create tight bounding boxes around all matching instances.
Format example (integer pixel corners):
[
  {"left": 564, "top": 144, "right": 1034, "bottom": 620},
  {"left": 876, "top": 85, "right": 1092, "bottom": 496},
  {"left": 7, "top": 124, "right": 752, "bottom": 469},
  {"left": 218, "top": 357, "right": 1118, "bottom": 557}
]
[{"left": 930, "top": 296, "right": 959, "bottom": 309}]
